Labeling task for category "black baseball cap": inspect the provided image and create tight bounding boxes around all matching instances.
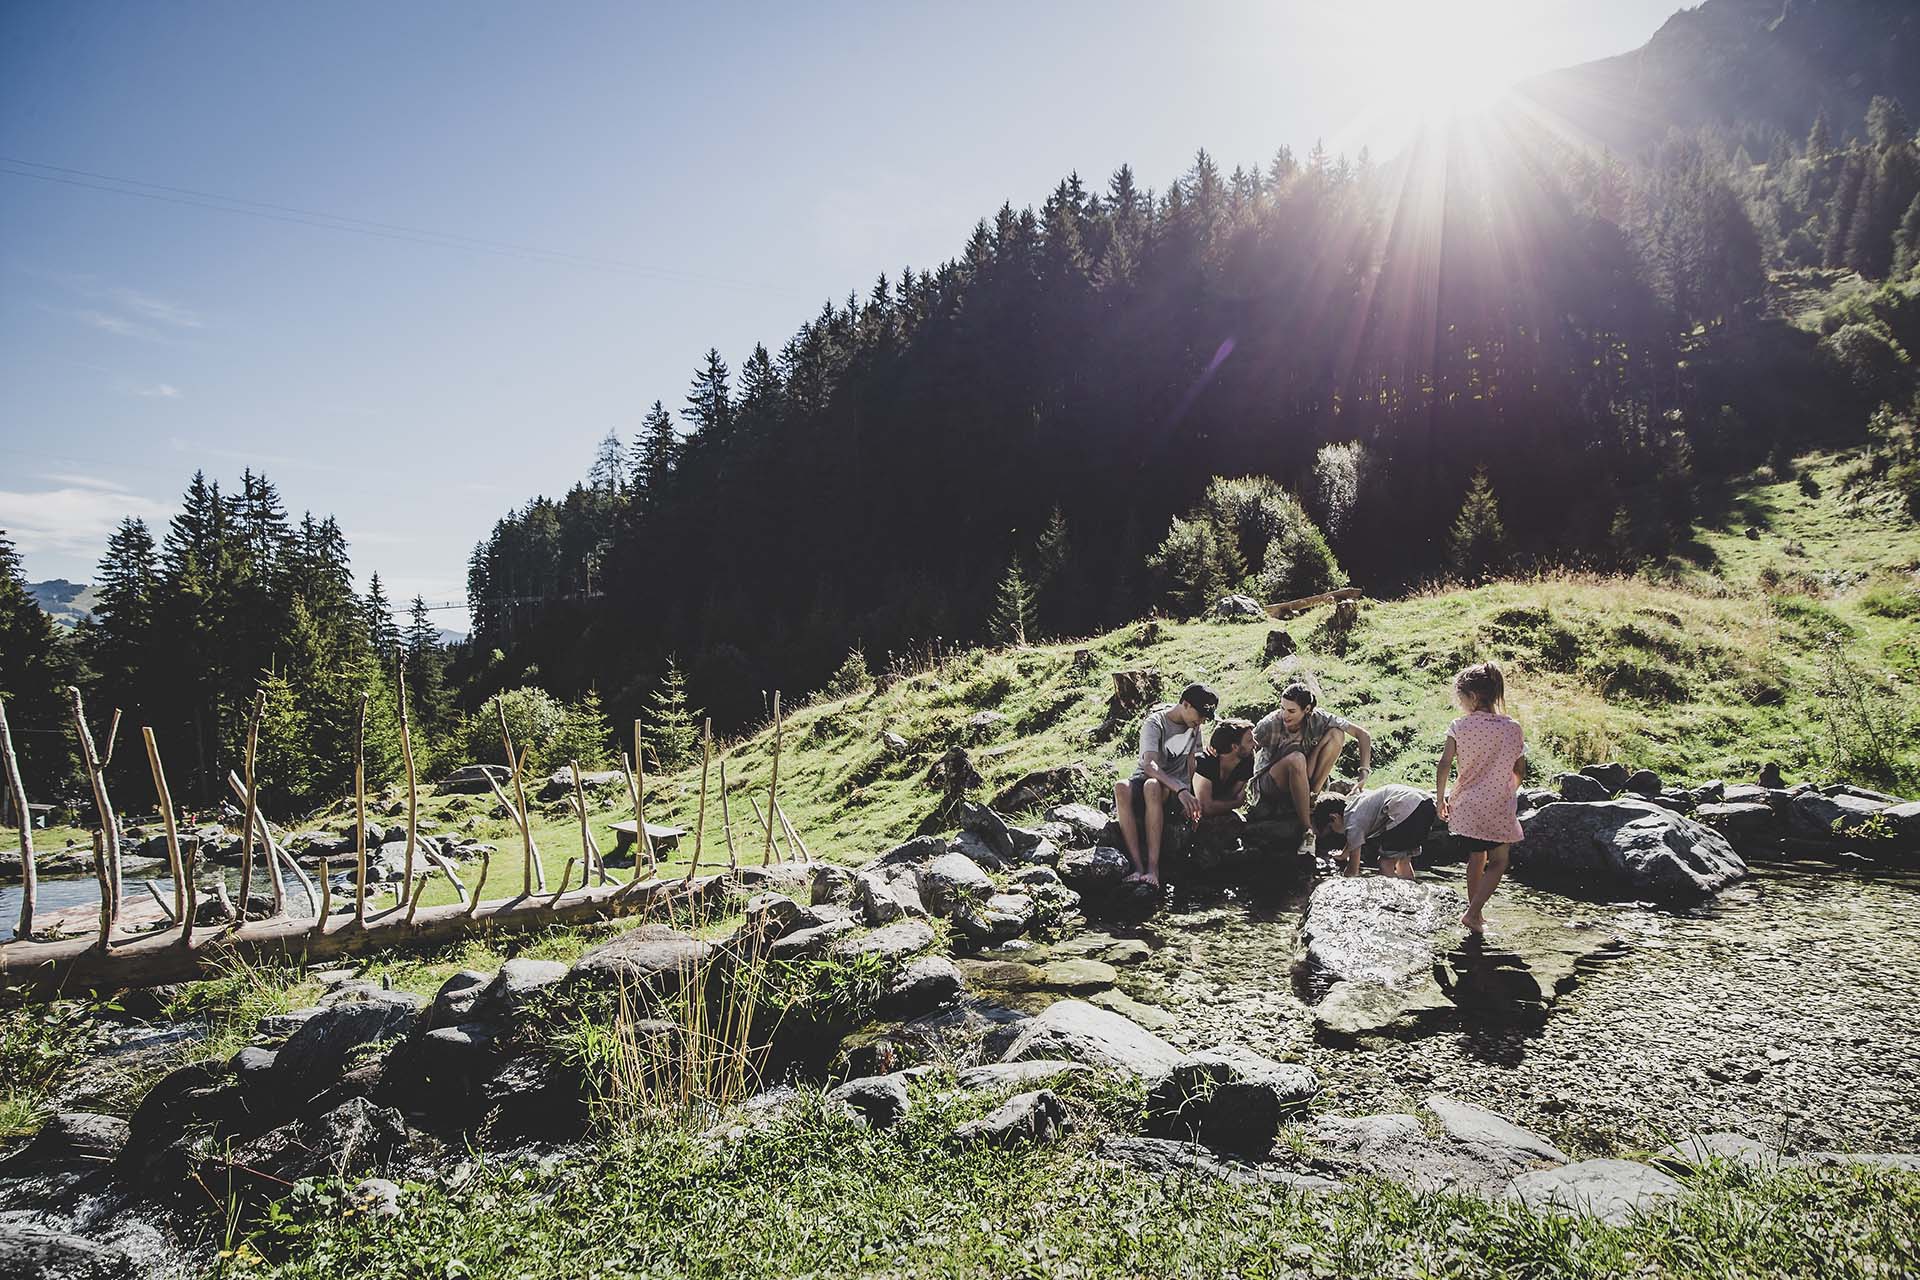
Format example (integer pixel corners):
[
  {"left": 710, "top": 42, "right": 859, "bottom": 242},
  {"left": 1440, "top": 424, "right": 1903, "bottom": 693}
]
[{"left": 1180, "top": 682, "right": 1219, "bottom": 717}]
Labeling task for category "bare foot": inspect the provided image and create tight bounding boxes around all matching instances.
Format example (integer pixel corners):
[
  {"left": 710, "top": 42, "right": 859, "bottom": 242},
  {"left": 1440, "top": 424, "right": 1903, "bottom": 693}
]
[
  {"left": 1143, "top": 874, "right": 1162, "bottom": 890},
  {"left": 1461, "top": 912, "right": 1485, "bottom": 933}
]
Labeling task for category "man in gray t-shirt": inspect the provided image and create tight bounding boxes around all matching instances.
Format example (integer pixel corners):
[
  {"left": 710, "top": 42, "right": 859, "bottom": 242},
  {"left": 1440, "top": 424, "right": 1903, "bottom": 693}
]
[{"left": 1112, "top": 681, "right": 1217, "bottom": 889}]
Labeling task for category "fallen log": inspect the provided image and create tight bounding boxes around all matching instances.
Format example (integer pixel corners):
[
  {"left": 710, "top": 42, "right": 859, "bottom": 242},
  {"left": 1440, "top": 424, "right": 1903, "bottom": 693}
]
[
  {"left": 1262, "top": 587, "right": 1363, "bottom": 620},
  {"left": 1, "top": 874, "right": 726, "bottom": 1000}
]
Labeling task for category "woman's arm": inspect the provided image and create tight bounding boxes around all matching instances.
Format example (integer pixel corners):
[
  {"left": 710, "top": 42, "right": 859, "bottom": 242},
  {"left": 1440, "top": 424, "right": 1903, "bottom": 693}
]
[{"left": 1349, "top": 722, "right": 1373, "bottom": 782}]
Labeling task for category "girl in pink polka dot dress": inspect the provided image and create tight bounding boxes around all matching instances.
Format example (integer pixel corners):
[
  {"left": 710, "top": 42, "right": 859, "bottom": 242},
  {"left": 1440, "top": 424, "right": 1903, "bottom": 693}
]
[{"left": 1435, "top": 662, "right": 1526, "bottom": 934}]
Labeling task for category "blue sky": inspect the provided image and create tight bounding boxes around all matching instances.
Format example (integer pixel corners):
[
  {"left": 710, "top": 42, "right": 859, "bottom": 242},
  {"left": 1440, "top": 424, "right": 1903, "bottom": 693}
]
[{"left": 1, "top": 1, "right": 1679, "bottom": 628}]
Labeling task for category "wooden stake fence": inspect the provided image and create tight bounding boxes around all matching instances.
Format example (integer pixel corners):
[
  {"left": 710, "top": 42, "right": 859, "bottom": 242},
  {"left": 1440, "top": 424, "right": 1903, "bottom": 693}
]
[{"left": 0, "top": 698, "right": 36, "bottom": 940}]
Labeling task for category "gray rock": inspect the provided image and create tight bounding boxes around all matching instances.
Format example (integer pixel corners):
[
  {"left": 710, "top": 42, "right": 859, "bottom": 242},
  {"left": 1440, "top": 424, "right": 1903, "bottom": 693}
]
[
  {"left": 991, "top": 767, "right": 1091, "bottom": 816},
  {"left": 0, "top": 1227, "right": 139, "bottom": 1280},
  {"left": 811, "top": 864, "right": 860, "bottom": 908},
  {"left": 1694, "top": 802, "right": 1781, "bottom": 852},
  {"left": 1304, "top": 1112, "right": 1554, "bottom": 1196},
  {"left": 1427, "top": 1095, "right": 1568, "bottom": 1163},
  {"left": 1802, "top": 1151, "right": 1920, "bottom": 1173},
  {"left": 826, "top": 1073, "right": 911, "bottom": 1128},
  {"left": 1651, "top": 1132, "right": 1784, "bottom": 1172},
  {"left": 535, "top": 768, "right": 624, "bottom": 802},
  {"left": 952, "top": 1089, "right": 1067, "bottom": 1146},
  {"left": 955, "top": 1059, "right": 1094, "bottom": 1091},
  {"left": 1046, "top": 804, "right": 1112, "bottom": 842},
  {"left": 1058, "top": 845, "right": 1130, "bottom": 892},
  {"left": 1146, "top": 1046, "right": 1318, "bottom": 1157},
  {"left": 1264, "top": 629, "right": 1298, "bottom": 662},
  {"left": 856, "top": 871, "right": 905, "bottom": 924},
  {"left": 5, "top": 1111, "right": 129, "bottom": 1170},
  {"left": 1000, "top": 999, "right": 1181, "bottom": 1076},
  {"left": 351, "top": 1176, "right": 404, "bottom": 1217},
  {"left": 1012, "top": 864, "right": 1064, "bottom": 888},
  {"left": 919, "top": 851, "right": 994, "bottom": 917},
  {"left": 1624, "top": 769, "right": 1662, "bottom": 797},
  {"left": 567, "top": 928, "right": 712, "bottom": 1002},
  {"left": 959, "top": 801, "right": 1018, "bottom": 865},
  {"left": 743, "top": 892, "right": 807, "bottom": 941},
  {"left": 1211, "top": 593, "right": 1266, "bottom": 621},
  {"left": 1880, "top": 801, "right": 1920, "bottom": 851},
  {"left": 254, "top": 1008, "right": 322, "bottom": 1040},
  {"left": 1302, "top": 877, "right": 1463, "bottom": 1038},
  {"left": 951, "top": 829, "right": 1007, "bottom": 871},
  {"left": 868, "top": 834, "right": 948, "bottom": 868},
  {"left": 1555, "top": 772, "right": 1611, "bottom": 802},
  {"left": 1788, "top": 790, "right": 1892, "bottom": 842},
  {"left": 836, "top": 919, "right": 936, "bottom": 963},
  {"left": 1099, "top": 1136, "right": 1342, "bottom": 1192},
  {"left": 955, "top": 892, "right": 1036, "bottom": 946},
  {"left": 274, "top": 993, "right": 421, "bottom": 1091},
  {"left": 1504, "top": 1159, "right": 1683, "bottom": 1225},
  {"left": 1580, "top": 763, "right": 1629, "bottom": 795},
  {"left": 471, "top": 958, "right": 568, "bottom": 1024},
  {"left": 1018, "top": 838, "right": 1062, "bottom": 866},
  {"left": 732, "top": 863, "right": 812, "bottom": 890},
  {"left": 768, "top": 917, "right": 860, "bottom": 960},
  {"left": 1513, "top": 800, "right": 1746, "bottom": 906},
  {"left": 881, "top": 956, "right": 965, "bottom": 1017},
  {"left": 225, "top": 1097, "right": 410, "bottom": 1186},
  {"left": 898, "top": 998, "right": 1032, "bottom": 1062},
  {"left": 1819, "top": 782, "right": 1906, "bottom": 804}
]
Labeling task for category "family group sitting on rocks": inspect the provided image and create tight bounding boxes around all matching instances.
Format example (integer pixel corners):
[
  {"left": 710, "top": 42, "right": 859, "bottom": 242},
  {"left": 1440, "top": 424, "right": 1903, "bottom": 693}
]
[{"left": 1112, "top": 662, "right": 1524, "bottom": 932}]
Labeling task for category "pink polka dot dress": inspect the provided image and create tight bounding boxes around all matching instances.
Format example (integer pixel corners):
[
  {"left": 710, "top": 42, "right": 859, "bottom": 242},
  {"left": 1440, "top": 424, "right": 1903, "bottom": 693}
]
[{"left": 1446, "top": 711, "right": 1525, "bottom": 844}]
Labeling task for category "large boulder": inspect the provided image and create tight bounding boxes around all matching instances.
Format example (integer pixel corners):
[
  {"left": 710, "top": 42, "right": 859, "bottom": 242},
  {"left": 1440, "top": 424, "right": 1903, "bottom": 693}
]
[
  {"left": 1504, "top": 1159, "right": 1683, "bottom": 1225},
  {"left": 1427, "top": 1095, "right": 1568, "bottom": 1164},
  {"left": 1693, "top": 801, "right": 1782, "bottom": 853},
  {"left": 566, "top": 927, "right": 712, "bottom": 1003},
  {"left": 1305, "top": 1106, "right": 1563, "bottom": 1197},
  {"left": 1046, "top": 804, "right": 1113, "bottom": 843},
  {"left": 536, "top": 768, "right": 625, "bottom": 802},
  {"left": 1788, "top": 790, "right": 1896, "bottom": 842},
  {"left": 274, "top": 992, "right": 422, "bottom": 1094},
  {"left": 421, "top": 970, "right": 492, "bottom": 1031},
  {"left": 469, "top": 958, "right": 568, "bottom": 1025},
  {"left": 991, "top": 767, "right": 1090, "bottom": 816},
  {"left": 1512, "top": 800, "right": 1745, "bottom": 905},
  {"left": 826, "top": 1073, "right": 911, "bottom": 1128},
  {"left": 1301, "top": 877, "right": 1463, "bottom": 1038},
  {"left": 768, "top": 917, "right": 860, "bottom": 960},
  {"left": 1579, "top": 763, "right": 1629, "bottom": 795},
  {"left": 434, "top": 764, "right": 509, "bottom": 795},
  {"left": 959, "top": 802, "right": 1018, "bottom": 865},
  {"left": 1211, "top": 594, "right": 1265, "bottom": 621},
  {"left": 880, "top": 956, "right": 965, "bottom": 1017},
  {"left": 999, "top": 1000, "right": 1181, "bottom": 1077},
  {"left": 1145, "top": 1046, "right": 1318, "bottom": 1157},
  {"left": 835, "top": 919, "right": 936, "bottom": 963},
  {"left": 1882, "top": 801, "right": 1920, "bottom": 853},
  {"left": 222, "top": 1097, "right": 410, "bottom": 1187},
  {"left": 918, "top": 851, "right": 995, "bottom": 917},
  {"left": 811, "top": 864, "right": 860, "bottom": 908},
  {"left": 1058, "top": 845, "right": 1130, "bottom": 893},
  {"left": 3, "top": 1111, "right": 128, "bottom": 1172},
  {"left": 1554, "top": 772, "right": 1611, "bottom": 802}
]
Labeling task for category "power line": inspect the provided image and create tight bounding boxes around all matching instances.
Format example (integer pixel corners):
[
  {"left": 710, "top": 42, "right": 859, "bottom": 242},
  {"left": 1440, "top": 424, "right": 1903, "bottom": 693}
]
[{"left": 0, "top": 156, "right": 805, "bottom": 297}]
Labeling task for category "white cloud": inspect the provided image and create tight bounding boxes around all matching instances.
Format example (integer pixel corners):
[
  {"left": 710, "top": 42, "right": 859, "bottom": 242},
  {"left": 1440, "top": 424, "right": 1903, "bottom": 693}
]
[
  {"left": 136, "top": 383, "right": 182, "bottom": 399},
  {"left": 115, "top": 290, "right": 204, "bottom": 330},
  {"left": 74, "top": 308, "right": 148, "bottom": 338},
  {"left": 0, "top": 478, "right": 174, "bottom": 566}
]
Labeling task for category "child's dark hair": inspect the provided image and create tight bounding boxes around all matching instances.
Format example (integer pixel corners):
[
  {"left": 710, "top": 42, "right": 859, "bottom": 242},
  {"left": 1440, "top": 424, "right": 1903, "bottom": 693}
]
[
  {"left": 1209, "top": 718, "right": 1251, "bottom": 753},
  {"left": 1310, "top": 794, "right": 1345, "bottom": 832},
  {"left": 1278, "top": 682, "right": 1318, "bottom": 711},
  {"left": 1453, "top": 662, "right": 1505, "bottom": 712}
]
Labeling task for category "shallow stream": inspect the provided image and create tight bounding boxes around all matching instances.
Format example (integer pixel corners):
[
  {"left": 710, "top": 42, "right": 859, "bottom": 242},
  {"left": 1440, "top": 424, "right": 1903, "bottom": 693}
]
[{"left": 1050, "top": 861, "right": 1920, "bottom": 1156}]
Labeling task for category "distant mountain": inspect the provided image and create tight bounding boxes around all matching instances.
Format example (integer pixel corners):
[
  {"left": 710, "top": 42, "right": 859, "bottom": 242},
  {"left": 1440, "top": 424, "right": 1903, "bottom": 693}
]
[
  {"left": 1517, "top": 0, "right": 1920, "bottom": 156},
  {"left": 27, "top": 579, "right": 97, "bottom": 628},
  {"left": 436, "top": 627, "right": 467, "bottom": 647}
]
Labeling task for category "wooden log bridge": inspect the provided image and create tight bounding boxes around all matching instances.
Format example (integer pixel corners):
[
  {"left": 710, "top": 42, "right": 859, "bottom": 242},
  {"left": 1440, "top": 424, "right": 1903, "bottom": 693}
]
[{"left": 0, "top": 874, "right": 725, "bottom": 1001}]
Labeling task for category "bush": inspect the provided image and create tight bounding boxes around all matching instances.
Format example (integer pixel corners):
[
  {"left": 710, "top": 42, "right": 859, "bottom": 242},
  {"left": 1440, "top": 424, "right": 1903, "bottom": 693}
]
[
  {"left": 1820, "top": 323, "right": 1909, "bottom": 401},
  {"left": 1147, "top": 475, "right": 1344, "bottom": 616},
  {"left": 822, "top": 647, "right": 872, "bottom": 700},
  {"left": 458, "top": 687, "right": 569, "bottom": 775}
]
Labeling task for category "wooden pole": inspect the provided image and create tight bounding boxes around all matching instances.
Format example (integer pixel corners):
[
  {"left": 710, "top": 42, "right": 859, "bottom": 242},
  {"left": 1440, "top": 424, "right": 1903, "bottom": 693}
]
[
  {"left": 397, "top": 649, "right": 420, "bottom": 902},
  {"left": 775, "top": 799, "right": 813, "bottom": 863},
  {"left": 101, "top": 708, "right": 122, "bottom": 919},
  {"left": 235, "top": 691, "right": 266, "bottom": 923},
  {"left": 719, "top": 759, "right": 738, "bottom": 871},
  {"left": 748, "top": 794, "right": 776, "bottom": 853},
  {"left": 211, "top": 874, "right": 235, "bottom": 924},
  {"left": 498, "top": 703, "right": 543, "bottom": 894},
  {"left": 91, "top": 830, "right": 111, "bottom": 949},
  {"left": 464, "top": 848, "right": 490, "bottom": 919},
  {"left": 406, "top": 868, "right": 430, "bottom": 925},
  {"left": 143, "top": 728, "right": 186, "bottom": 924},
  {"left": 633, "top": 719, "right": 656, "bottom": 872},
  {"left": 315, "top": 856, "right": 331, "bottom": 935},
  {"left": 618, "top": 750, "right": 656, "bottom": 880},
  {"left": 179, "top": 838, "right": 199, "bottom": 947},
  {"left": 550, "top": 858, "right": 575, "bottom": 908},
  {"left": 761, "top": 692, "right": 783, "bottom": 867},
  {"left": 68, "top": 688, "right": 123, "bottom": 924},
  {"left": 0, "top": 698, "right": 36, "bottom": 941},
  {"left": 684, "top": 720, "right": 711, "bottom": 885},
  {"left": 143, "top": 880, "right": 176, "bottom": 924},
  {"left": 224, "top": 772, "right": 319, "bottom": 918},
  {"left": 570, "top": 761, "right": 598, "bottom": 887},
  {"left": 353, "top": 693, "right": 369, "bottom": 929}
]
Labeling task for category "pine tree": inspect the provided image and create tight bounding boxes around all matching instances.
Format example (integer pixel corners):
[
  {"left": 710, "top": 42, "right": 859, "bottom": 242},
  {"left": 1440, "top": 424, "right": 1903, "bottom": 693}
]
[
  {"left": 1895, "top": 191, "right": 1920, "bottom": 276},
  {"left": 1867, "top": 96, "right": 1912, "bottom": 151},
  {"left": 684, "top": 348, "right": 733, "bottom": 449},
  {"left": 362, "top": 572, "right": 400, "bottom": 658},
  {"left": 554, "top": 688, "right": 613, "bottom": 770},
  {"left": 735, "top": 343, "right": 785, "bottom": 445},
  {"left": 644, "top": 655, "right": 701, "bottom": 770},
  {"left": 633, "top": 400, "right": 679, "bottom": 502},
  {"left": 0, "top": 529, "right": 78, "bottom": 796},
  {"left": 989, "top": 555, "right": 1033, "bottom": 647},
  {"left": 1447, "top": 466, "right": 1510, "bottom": 581},
  {"left": 83, "top": 517, "right": 160, "bottom": 731},
  {"left": 1031, "top": 506, "right": 1072, "bottom": 637},
  {"left": 589, "top": 430, "right": 628, "bottom": 496},
  {"left": 1807, "top": 108, "right": 1832, "bottom": 159},
  {"left": 404, "top": 595, "right": 453, "bottom": 741}
]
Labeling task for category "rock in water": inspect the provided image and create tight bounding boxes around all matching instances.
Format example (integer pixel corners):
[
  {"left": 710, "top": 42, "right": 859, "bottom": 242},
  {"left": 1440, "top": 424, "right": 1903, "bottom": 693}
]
[
  {"left": 1504, "top": 1159, "right": 1683, "bottom": 1225},
  {"left": 999, "top": 999, "right": 1182, "bottom": 1076},
  {"left": 1301, "top": 879, "right": 1463, "bottom": 1040},
  {"left": 1512, "top": 800, "right": 1745, "bottom": 905},
  {"left": 1693, "top": 801, "right": 1781, "bottom": 853},
  {"left": 1787, "top": 790, "right": 1893, "bottom": 842}
]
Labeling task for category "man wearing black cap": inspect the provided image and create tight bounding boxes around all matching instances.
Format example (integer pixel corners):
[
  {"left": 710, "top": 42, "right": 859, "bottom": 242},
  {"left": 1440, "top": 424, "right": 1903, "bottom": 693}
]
[{"left": 1112, "top": 681, "right": 1217, "bottom": 889}]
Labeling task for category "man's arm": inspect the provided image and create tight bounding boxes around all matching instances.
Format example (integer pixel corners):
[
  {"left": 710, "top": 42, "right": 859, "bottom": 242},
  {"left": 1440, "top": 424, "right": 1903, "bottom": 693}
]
[{"left": 1137, "top": 715, "right": 1200, "bottom": 816}]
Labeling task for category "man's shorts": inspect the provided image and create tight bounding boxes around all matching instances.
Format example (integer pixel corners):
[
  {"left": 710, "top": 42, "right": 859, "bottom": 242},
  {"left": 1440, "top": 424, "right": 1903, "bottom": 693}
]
[
  {"left": 1127, "top": 773, "right": 1187, "bottom": 824},
  {"left": 1365, "top": 797, "right": 1437, "bottom": 860}
]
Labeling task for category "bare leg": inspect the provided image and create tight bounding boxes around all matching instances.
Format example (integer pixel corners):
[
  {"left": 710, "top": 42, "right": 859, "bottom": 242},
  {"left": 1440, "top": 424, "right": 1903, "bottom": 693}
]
[
  {"left": 1462, "top": 846, "right": 1509, "bottom": 931},
  {"left": 1143, "top": 779, "right": 1167, "bottom": 887},
  {"left": 1382, "top": 855, "right": 1415, "bottom": 880},
  {"left": 1306, "top": 730, "right": 1346, "bottom": 795},
  {"left": 1464, "top": 850, "right": 1485, "bottom": 908},
  {"left": 1113, "top": 781, "right": 1145, "bottom": 878},
  {"left": 1270, "top": 752, "right": 1311, "bottom": 828}
]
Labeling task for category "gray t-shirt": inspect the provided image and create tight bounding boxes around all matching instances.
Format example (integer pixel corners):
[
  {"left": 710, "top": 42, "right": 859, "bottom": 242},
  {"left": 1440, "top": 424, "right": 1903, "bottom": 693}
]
[
  {"left": 1136, "top": 704, "right": 1202, "bottom": 788},
  {"left": 1343, "top": 783, "right": 1430, "bottom": 853}
]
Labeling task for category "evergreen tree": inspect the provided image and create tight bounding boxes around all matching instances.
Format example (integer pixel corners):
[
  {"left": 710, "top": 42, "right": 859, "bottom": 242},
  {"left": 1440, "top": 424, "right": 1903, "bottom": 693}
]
[
  {"left": 1807, "top": 108, "right": 1832, "bottom": 159},
  {"left": 1447, "top": 467, "right": 1510, "bottom": 581},
  {"left": 683, "top": 348, "right": 733, "bottom": 451},
  {"left": 0, "top": 530, "right": 77, "bottom": 796},
  {"left": 82, "top": 517, "right": 160, "bottom": 740},
  {"left": 1895, "top": 191, "right": 1920, "bottom": 276},
  {"left": 735, "top": 343, "right": 785, "bottom": 446},
  {"left": 404, "top": 595, "right": 453, "bottom": 743},
  {"left": 553, "top": 688, "right": 613, "bottom": 770},
  {"left": 1866, "top": 96, "right": 1912, "bottom": 152},
  {"left": 1030, "top": 506, "right": 1072, "bottom": 637},
  {"left": 633, "top": 400, "right": 679, "bottom": 502},
  {"left": 989, "top": 555, "right": 1033, "bottom": 647},
  {"left": 362, "top": 572, "right": 401, "bottom": 658},
  {"left": 644, "top": 655, "right": 701, "bottom": 770},
  {"left": 589, "top": 430, "right": 628, "bottom": 496}
]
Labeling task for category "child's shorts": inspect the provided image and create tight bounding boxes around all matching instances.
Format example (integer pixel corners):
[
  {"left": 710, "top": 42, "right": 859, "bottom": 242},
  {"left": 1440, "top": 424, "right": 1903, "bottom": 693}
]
[{"left": 1450, "top": 832, "right": 1508, "bottom": 854}]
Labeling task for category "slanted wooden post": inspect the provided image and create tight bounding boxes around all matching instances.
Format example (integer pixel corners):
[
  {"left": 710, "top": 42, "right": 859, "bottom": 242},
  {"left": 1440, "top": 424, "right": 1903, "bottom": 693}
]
[
  {"left": 92, "top": 830, "right": 111, "bottom": 949},
  {"left": 179, "top": 838, "right": 199, "bottom": 947},
  {"left": 314, "top": 855, "right": 331, "bottom": 935},
  {"left": 235, "top": 691, "right": 266, "bottom": 923},
  {"left": 464, "top": 848, "right": 490, "bottom": 919},
  {"left": 353, "top": 693, "right": 369, "bottom": 929},
  {"left": 684, "top": 720, "right": 711, "bottom": 885},
  {"left": 143, "top": 728, "right": 186, "bottom": 924},
  {"left": 498, "top": 703, "right": 544, "bottom": 893},
  {"left": 748, "top": 794, "right": 776, "bottom": 855},
  {"left": 619, "top": 750, "right": 655, "bottom": 879},
  {"left": 719, "top": 759, "right": 738, "bottom": 871},
  {"left": 143, "top": 880, "right": 175, "bottom": 924},
  {"left": 396, "top": 649, "right": 420, "bottom": 904},
  {"left": 550, "top": 858, "right": 576, "bottom": 908},
  {"left": 775, "top": 799, "right": 813, "bottom": 863},
  {"left": 761, "top": 692, "right": 783, "bottom": 867},
  {"left": 1, "top": 698, "right": 37, "bottom": 940},
  {"left": 570, "top": 761, "right": 601, "bottom": 887},
  {"left": 225, "top": 772, "right": 318, "bottom": 917},
  {"left": 633, "top": 718, "right": 656, "bottom": 871},
  {"left": 69, "top": 688, "right": 123, "bottom": 923}
]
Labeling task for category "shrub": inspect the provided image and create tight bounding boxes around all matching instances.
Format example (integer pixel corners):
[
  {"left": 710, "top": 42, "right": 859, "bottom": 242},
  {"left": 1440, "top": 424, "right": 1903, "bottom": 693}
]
[{"left": 458, "top": 686, "right": 569, "bottom": 775}]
